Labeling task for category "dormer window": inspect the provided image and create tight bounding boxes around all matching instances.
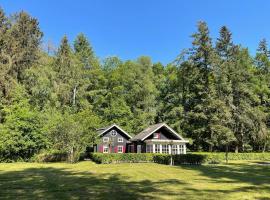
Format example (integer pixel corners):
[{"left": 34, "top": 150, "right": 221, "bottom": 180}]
[{"left": 153, "top": 133, "right": 160, "bottom": 139}]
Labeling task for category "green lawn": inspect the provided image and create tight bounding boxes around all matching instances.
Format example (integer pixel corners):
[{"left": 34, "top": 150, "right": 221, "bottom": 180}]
[{"left": 0, "top": 161, "right": 269, "bottom": 200}]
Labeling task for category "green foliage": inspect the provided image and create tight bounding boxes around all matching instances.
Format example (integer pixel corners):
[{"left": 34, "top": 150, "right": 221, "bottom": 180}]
[
  {"left": 94, "top": 152, "right": 270, "bottom": 165},
  {"left": 0, "top": 86, "right": 47, "bottom": 161},
  {"left": 193, "top": 152, "right": 270, "bottom": 161},
  {"left": 44, "top": 110, "right": 101, "bottom": 163},
  {"left": 90, "top": 153, "right": 214, "bottom": 165},
  {"left": 1, "top": 7, "right": 270, "bottom": 163},
  {"left": 90, "top": 153, "right": 155, "bottom": 164},
  {"left": 32, "top": 149, "right": 67, "bottom": 162}
]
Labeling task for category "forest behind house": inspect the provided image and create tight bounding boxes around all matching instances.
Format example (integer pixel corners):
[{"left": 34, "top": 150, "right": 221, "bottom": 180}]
[{"left": 0, "top": 8, "right": 270, "bottom": 162}]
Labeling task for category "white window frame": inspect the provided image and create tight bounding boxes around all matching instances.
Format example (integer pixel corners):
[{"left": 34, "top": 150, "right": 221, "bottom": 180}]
[
  {"left": 118, "top": 137, "right": 123, "bottom": 143},
  {"left": 172, "top": 145, "right": 178, "bottom": 155},
  {"left": 154, "top": 144, "right": 160, "bottom": 153},
  {"left": 162, "top": 144, "right": 169, "bottom": 154},
  {"left": 179, "top": 144, "right": 184, "bottom": 154},
  {"left": 103, "top": 146, "right": 109, "bottom": 153},
  {"left": 117, "top": 145, "right": 123, "bottom": 153},
  {"left": 153, "top": 133, "right": 159, "bottom": 139},
  {"left": 103, "top": 137, "right": 109, "bottom": 143}
]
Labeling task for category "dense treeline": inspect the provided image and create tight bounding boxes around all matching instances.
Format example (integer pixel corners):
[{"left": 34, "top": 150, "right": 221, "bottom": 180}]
[{"left": 0, "top": 8, "right": 269, "bottom": 162}]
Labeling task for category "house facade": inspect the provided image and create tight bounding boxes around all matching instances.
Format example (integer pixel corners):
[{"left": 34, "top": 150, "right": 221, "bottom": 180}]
[
  {"left": 95, "top": 123, "right": 188, "bottom": 154},
  {"left": 94, "top": 124, "right": 132, "bottom": 153},
  {"left": 130, "top": 123, "right": 188, "bottom": 154}
]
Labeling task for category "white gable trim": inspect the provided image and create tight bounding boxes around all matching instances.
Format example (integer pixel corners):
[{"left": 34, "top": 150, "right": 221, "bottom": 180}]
[
  {"left": 98, "top": 124, "right": 132, "bottom": 139},
  {"left": 141, "top": 123, "right": 187, "bottom": 142}
]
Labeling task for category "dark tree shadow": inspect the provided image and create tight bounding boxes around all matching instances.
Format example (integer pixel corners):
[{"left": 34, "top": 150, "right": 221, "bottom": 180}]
[
  {"left": 0, "top": 162, "right": 269, "bottom": 199},
  {"left": 176, "top": 162, "right": 270, "bottom": 198},
  {"left": 0, "top": 166, "right": 186, "bottom": 200},
  {"left": 179, "top": 163, "right": 270, "bottom": 185}
]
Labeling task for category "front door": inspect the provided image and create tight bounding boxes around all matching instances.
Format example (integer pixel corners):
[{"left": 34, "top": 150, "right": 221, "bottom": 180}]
[{"left": 137, "top": 145, "right": 141, "bottom": 153}]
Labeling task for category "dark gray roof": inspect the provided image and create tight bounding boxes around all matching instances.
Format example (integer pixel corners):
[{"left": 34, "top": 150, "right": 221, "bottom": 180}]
[
  {"left": 131, "top": 123, "right": 165, "bottom": 141},
  {"left": 96, "top": 125, "right": 112, "bottom": 135}
]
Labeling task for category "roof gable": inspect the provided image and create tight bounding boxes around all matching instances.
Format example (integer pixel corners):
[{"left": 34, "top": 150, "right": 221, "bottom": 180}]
[
  {"left": 97, "top": 124, "right": 132, "bottom": 139},
  {"left": 132, "top": 123, "right": 187, "bottom": 142}
]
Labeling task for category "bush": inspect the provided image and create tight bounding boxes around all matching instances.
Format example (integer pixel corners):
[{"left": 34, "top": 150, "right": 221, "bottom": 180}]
[
  {"left": 193, "top": 152, "right": 270, "bottom": 162},
  {"left": 90, "top": 153, "right": 154, "bottom": 164},
  {"left": 173, "top": 154, "right": 209, "bottom": 165},
  {"left": 90, "top": 152, "right": 270, "bottom": 165},
  {"left": 90, "top": 153, "right": 209, "bottom": 165},
  {"left": 153, "top": 154, "right": 171, "bottom": 164},
  {"left": 32, "top": 150, "right": 68, "bottom": 162}
]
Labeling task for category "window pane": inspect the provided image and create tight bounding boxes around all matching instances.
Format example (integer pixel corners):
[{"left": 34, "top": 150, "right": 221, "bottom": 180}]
[
  {"left": 162, "top": 145, "right": 169, "bottom": 154},
  {"left": 154, "top": 144, "right": 160, "bottom": 153},
  {"left": 146, "top": 145, "right": 153, "bottom": 153},
  {"left": 172, "top": 145, "right": 177, "bottom": 154},
  {"left": 103, "top": 146, "right": 108, "bottom": 153},
  {"left": 118, "top": 146, "right": 123, "bottom": 153}
]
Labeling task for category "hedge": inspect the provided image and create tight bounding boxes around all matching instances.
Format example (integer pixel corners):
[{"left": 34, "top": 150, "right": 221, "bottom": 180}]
[
  {"left": 193, "top": 152, "right": 270, "bottom": 162},
  {"left": 32, "top": 150, "right": 68, "bottom": 162},
  {"left": 90, "top": 153, "right": 209, "bottom": 165},
  {"left": 90, "top": 153, "right": 155, "bottom": 164},
  {"left": 90, "top": 152, "right": 270, "bottom": 165}
]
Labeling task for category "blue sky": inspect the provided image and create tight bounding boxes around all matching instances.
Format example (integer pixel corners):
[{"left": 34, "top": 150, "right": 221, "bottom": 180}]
[{"left": 1, "top": 0, "right": 270, "bottom": 64}]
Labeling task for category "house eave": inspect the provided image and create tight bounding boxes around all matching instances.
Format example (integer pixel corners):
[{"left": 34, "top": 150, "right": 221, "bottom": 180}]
[
  {"left": 140, "top": 123, "right": 185, "bottom": 141},
  {"left": 145, "top": 139, "right": 189, "bottom": 144}
]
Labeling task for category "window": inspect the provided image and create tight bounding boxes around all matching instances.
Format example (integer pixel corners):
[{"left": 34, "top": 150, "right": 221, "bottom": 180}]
[
  {"left": 118, "top": 145, "right": 123, "bottom": 153},
  {"left": 153, "top": 133, "right": 160, "bottom": 139},
  {"left": 179, "top": 145, "right": 184, "bottom": 154},
  {"left": 162, "top": 144, "right": 169, "bottom": 154},
  {"left": 154, "top": 144, "right": 160, "bottom": 153},
  {"left": 103, "top": 137, "right": 109, "bottom": 143},
  {"left": 110, "top": 130, "right": 117, "bottom": 137},
  {"left": 103, "top": 146, "right": 109, "bottom": 153},
  {"left": 146, "top": 144, "right": 153, "bottom": 153},
  {"left": 172, "top": 145, "right": 178, "bottom": 155},
  {"left": 118, "top": 137, "right": 123, "bottom": 143}
]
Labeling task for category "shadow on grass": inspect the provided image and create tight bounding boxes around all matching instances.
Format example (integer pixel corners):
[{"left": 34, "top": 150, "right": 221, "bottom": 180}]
[
  {"left": 0, "top": 166, "right": 185, "bottom": 199},
  {"left": 177, "top": 162, "right": 270, "bottom": 199},
  {"left": 0, "top": 163, "right": 269, "bottom": 199},
  {"left": 179, "top": 163, "right": 270, "bottom": 185}
]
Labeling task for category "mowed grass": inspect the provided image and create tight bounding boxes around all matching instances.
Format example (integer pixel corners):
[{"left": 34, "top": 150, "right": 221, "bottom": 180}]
[{"left": 0, "top": 161, "right": 269, "bottom": 200}]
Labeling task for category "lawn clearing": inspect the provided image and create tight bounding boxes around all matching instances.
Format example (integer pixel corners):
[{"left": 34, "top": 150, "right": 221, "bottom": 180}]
[{"left": 0, "top": 161, "right": 269, "bottom": 200}]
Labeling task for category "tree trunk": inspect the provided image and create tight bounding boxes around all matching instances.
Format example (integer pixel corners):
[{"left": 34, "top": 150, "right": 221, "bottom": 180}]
[
  {"left": 73, "top": 86, "right": 77, "bottom": 106},
  {"left": 235, "top": 145, "right": 239, "bottom": 153},
  {"left": 69, "top": 147, "right": 74, "bottom": 163},
  {"left": 263, "top": 142, "right": 266, "bottom": 153},
  {"left": 209, "top": 145, "right": 213, "bottom": 152},
  {"left": 225, "top": 145, "right": 229, "bottom": 164},
  {"left": 240, "top": 126, "right": 244, "bottom": 152}
]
